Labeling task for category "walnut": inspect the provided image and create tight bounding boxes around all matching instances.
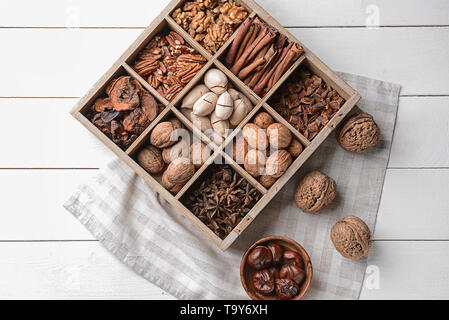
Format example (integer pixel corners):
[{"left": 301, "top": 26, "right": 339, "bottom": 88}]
[
  {"left": 164, "top": 158, "right": 195, "bottom": 185},
  {"left": 295, "top": 171, "right": 336, "bottom": 214},
  {"left": 265, "top": 150, "right": 292, "bottom": 178},
  {"left": 336, "top": 113, "right": 380, "bottom": 153},
  {"left": 267, "top": 123, "right": 292, "bottom": 149},
  {"left": 150, "top": 119, "right": 183, "bottom": 148},
  {"left": 162, "top": 140, "right": 190, "bottom": 164},
  {"left": 331, "top": 216, "right": 372, "bottom": 260},
  {"left": 162, "top": 171, "right": 184, "bottom": 194},
  {"left": 288, "top": 139, "right": 303, "bottom": 157},
  {"left": 137, "top": 146, "right": 164, "bottom": 174},
  {"left": 244, "top": 149, "right": 266, "bottom": 178},
  {"left": 243, "top": 123, "right": 268, "bottom": 150},
  {"left": 253, "top": 112, "right": 274, "bottom": 129}
]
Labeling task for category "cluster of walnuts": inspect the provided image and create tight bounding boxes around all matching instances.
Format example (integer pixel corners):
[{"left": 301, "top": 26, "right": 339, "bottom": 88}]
[{"left": 172, "top": 0, "right": 248, "bottom": 54}]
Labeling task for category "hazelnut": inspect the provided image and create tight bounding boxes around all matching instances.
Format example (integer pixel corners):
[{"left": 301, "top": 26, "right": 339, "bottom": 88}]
[
  {"left": 267, "top": 123, "right": 292, "bottom": 149},
  {"left": 331, "top": 215, "right": 372, "bottom": 260},
  {"left": 283, "top": 250, "right": 304, "bottom": 268},
  {"left": 243, "top": 123, "right": 268, "bottom": 150},
  {"left": 247, "top": 246, "right": 273, "bottom": 270},
  {"left": 267, "top": 243, "right": 283, "bottom": 265},
  {"left": 265, "top": 150, "right": 292, "bottom": 178},
  {"left": 193, "top": 92, "right": 218, "bottom": 116},
  {"left": 204, "top": 68, "right": 228, "bottom": 95},
  {"left": 150, "top": 119, "right": 183, "bottom": 148},
  {"left": 280, "top": 264, "right": 305, "bottom": 285},
  {"left": 137, "top": 146, "right": 164, "bottom": 174},
  {"left": 253, "top": 112, "right": 274, "bottom": 129},
  {"left": 288, "top": 138, "right": 303, "bottom": 157},
  {"left": 244, "top": 149, "right": 266, "bottom": 178},
  {"left": 190, "top": 142, "right": 211, "bottom": 168},
  {"left": 162, "top": 140, "right": 189, "bottom": 164},
  {"left": 215, "top": 91, "right": 234, "bottom": 120},
  {"left": 252, "top": 269, "right": 275, "bottom": 295},
  {"left": 164, "top": 158, "right": 195, "bottom": 185},
  {"left": 181, "top": 84, "right": 210, "bottom": 109},
  {"left": 260, "top": 175, "right": 277, "bottom": 188},
  {"left": 232, "top": 135, "right": 248, "bottom": 164},
  {"left": 275, "top": 278, "right": 299, "bottom": 300}
]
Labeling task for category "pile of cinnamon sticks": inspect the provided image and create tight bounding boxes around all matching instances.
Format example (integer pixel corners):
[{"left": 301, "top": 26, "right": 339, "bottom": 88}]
[{"left": 224, "top": 17, "right": 303, "bottom": 97}]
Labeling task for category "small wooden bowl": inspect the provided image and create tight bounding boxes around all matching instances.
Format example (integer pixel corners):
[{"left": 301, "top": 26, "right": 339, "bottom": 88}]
[{"left": 240, "top": 236, "right": 313, "bottom": 300}]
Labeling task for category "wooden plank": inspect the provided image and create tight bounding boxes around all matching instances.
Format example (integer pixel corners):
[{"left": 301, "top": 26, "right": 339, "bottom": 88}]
[
  {"left": 0, "top": 241, "right": 173, "bottom": 300},
  {"left": 360, "top": 241, "right": 449, "bottom": 300},
  {"left": 1, "top": 0, "right": 448, "bottom": 27},
  {"left": 375, "top": 169, "right": 449, "bottom": 240},
  {"left": 389, "top": 97, "right": 449, "bottom": 168},
  {"left": 0, "top": 170, "right": 96, "bottom": 240},
  {"left": 0, "top": 28, "right": 447, "bottom": 97},
  {"left": 0, "top": 98, "right": 113, "bottom": 168}
]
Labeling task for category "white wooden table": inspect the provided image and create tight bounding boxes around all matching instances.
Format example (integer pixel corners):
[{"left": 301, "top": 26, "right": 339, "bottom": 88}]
[{"left": 0, "top": 0, "right": 448, "bottom": 300}]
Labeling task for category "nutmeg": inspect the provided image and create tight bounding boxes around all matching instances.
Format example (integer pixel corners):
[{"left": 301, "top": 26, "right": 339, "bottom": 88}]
[
  {"left": 232, "top": 135, "right": 248, "bottom": 164},
  {"left": 181, "top": 84, "right": 210, "bottom": 109},
  {"left": 265, "top": 150, "right": 292, "bottom": 178},
  {"left": 260, "top": 175, "right": 277, "bottom": 188},
  {"left": 190, "top": 142, "right": 210, "bottom": 168},
  {"left": 215, "top": 91, "right": 234, "bottom": 120},
  {"left": 336, "top": 113, "right": 380, "bottom": 153},
  {"left": 137, "top": 146, "right": 164, "bottom": 174},
  {"left": 204, "top": 68, "right": 228, "bottom": 94},
  {"left": 162, "top": 140, "right": 190, "bottom": 164},
  {"left": 253, "top": 112, "right": 274, "bottom": 129},
  {"left": 331, "top": 215, "right": 372, "bottom": 260},
  {"left": 244, "top": 149, "right": 266, "bottom": 178},
  {"left": 288, "top": 138, "right": 303, "bottom": 157},
  {"left": 267, "top": 123, "right": 292, "bottom": 149},
  {"left": 164, "top": 158, "right": 195, "bottom": 185},
  {"left": 162, "top": 171, "right": 184, "bottom": 194},
  {"left": 295, "top": 171, "right": 336, "bottom": 214},
  {"left": 150, "top": 119, "right": 183, "bottom": 148},
  {"left": 243, "top": 123, "right": 268, "bottom": 150},
  {"left": 193, "top": 92, "right": 218, "bottom": 116}
]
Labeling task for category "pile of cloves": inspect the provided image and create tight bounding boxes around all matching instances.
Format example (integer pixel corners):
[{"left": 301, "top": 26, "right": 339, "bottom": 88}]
[
  {"left": 87, "top": 76, "right": 163, "bottom": 150},
  {"left": 183, "top": 165, "right": 261, "bottom": 239}
]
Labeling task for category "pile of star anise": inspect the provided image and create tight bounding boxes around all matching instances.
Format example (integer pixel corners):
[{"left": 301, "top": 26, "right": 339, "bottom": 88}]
[
  {"left": 183, "top": 165, "right": 261, "bottom": 239},
  {"left": 86, "top": 76, "right": 163, "bottom": 150},
  {"left": 132, "top": 31, "right": 207, "bottom": 101},
  {"left": 270, "top": 68, "right": 346, "bottom": 140}
]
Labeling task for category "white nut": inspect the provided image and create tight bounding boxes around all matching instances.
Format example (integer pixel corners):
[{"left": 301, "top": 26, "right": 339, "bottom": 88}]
[
  {"left": 215, "top": 91, "right": 234, "bottom": 120},
  {"left": 181, "top": 84, "right": 210, "bottom": 109},
  {"left": 191, "top": 113, "right": 212, "bottom": 132},
  {"left": 204, "top": 68, "right": 228, "bottom": 95},
  {"left": 193, "top": 92, "right": 218, "bottom": 116},
  {"left": 228, "top": 88, "right": 253, "bottom": 111},
  {"left": 211, "top": 111, "right": 230, "bottom": 137},
  {"left": 229, "top": 99, "right": 251, "bottom": 126},
  {"left": 180, "top": 108, "right": 193, "bottom": 120}
]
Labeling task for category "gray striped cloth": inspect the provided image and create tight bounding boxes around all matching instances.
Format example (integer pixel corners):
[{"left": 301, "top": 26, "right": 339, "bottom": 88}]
[{"left": 64, "top": 73, "right": 401, "bottom": 300}]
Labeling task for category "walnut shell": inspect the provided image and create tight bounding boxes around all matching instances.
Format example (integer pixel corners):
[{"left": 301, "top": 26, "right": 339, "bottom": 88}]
[
  {"left": 162, "top": 140, "right": 190, "bottom": 164},
  {"left": 243, "top": 123, "right": 268, "bottom": 150},
  {"left": 137, "top": 146, "right": 164, "bottom": 174},
  {"left": 265, "top": 150, "right": 292, "bottom": 178},
  {"left": 254, "top": 112, "right": 274, "bottom": 129},
  {"left": 150, "top": 119, "right": 183, "bottom": 148},
  {"left": 336, "top": 113, "right": 380, "bottom": 153},
  {"left": 244, "top": 149, "right": 266, "bottom": 178},
  {"left": 288, "top": 139, "right": 303, "bottom": 157},
  {"left": 164, "top": 158, "right": 195, "bottom": 185},
  {"left": 331, "top": 215, "right": 372, "bottom": 260},
  {"left": 260, "top": 175, "right": 277, "bottom": 188},
  {"left": 267, "top": 123, "right": 292, "bottom": 149},
  {"left": 295, "top": 171, "right": 336, "bottom": 214}
]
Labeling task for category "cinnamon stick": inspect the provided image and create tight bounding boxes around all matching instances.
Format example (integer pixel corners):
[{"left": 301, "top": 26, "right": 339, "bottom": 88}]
[
  {"left": 224, "top": 18, "right": 252, "bottom": 67},
  {"left": 235, "top": 24, "right": 258, "bottom": 63},
  {"left": 244, "top": 28, "right": 277, "bottom": 64},
  {"left": 268, "top": 44, "right": 303, "bottom": 90},
  {"left": 237, "top": 57, "right": 265, "bottom": 80}
]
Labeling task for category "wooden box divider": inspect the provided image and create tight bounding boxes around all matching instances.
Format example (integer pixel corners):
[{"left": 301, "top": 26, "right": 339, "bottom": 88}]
[{"left": 71, "top": 0, "right": 361, "bottom": 251}]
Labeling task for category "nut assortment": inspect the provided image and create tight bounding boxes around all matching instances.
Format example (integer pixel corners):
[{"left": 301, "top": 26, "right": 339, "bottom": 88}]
[
  {"left": 224, "top": 17, "right": 303, "bottom": 96},
  {"left": 180, "top": 68, "right": 253, "bottom": 143},
  {"left": 86, "top": 76, "right": 163, "bottom": 150},
  {"left": 270, "top": 67, "right": 346, "bottom": 140},
  {"left": 240, "top": 112, "right": 303, "bottom": 188},
  {"left": 245, "top": 243, "right": 307, "bottom": 299},
  {"left": 132, "top": 31, "right": 207, "bottom": 101},
  {"left": 172, "top": 0, "right": 249, "bottom": 54},
  {"left": 182, "top": 165, "right": 262, "bottom": 239}
]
